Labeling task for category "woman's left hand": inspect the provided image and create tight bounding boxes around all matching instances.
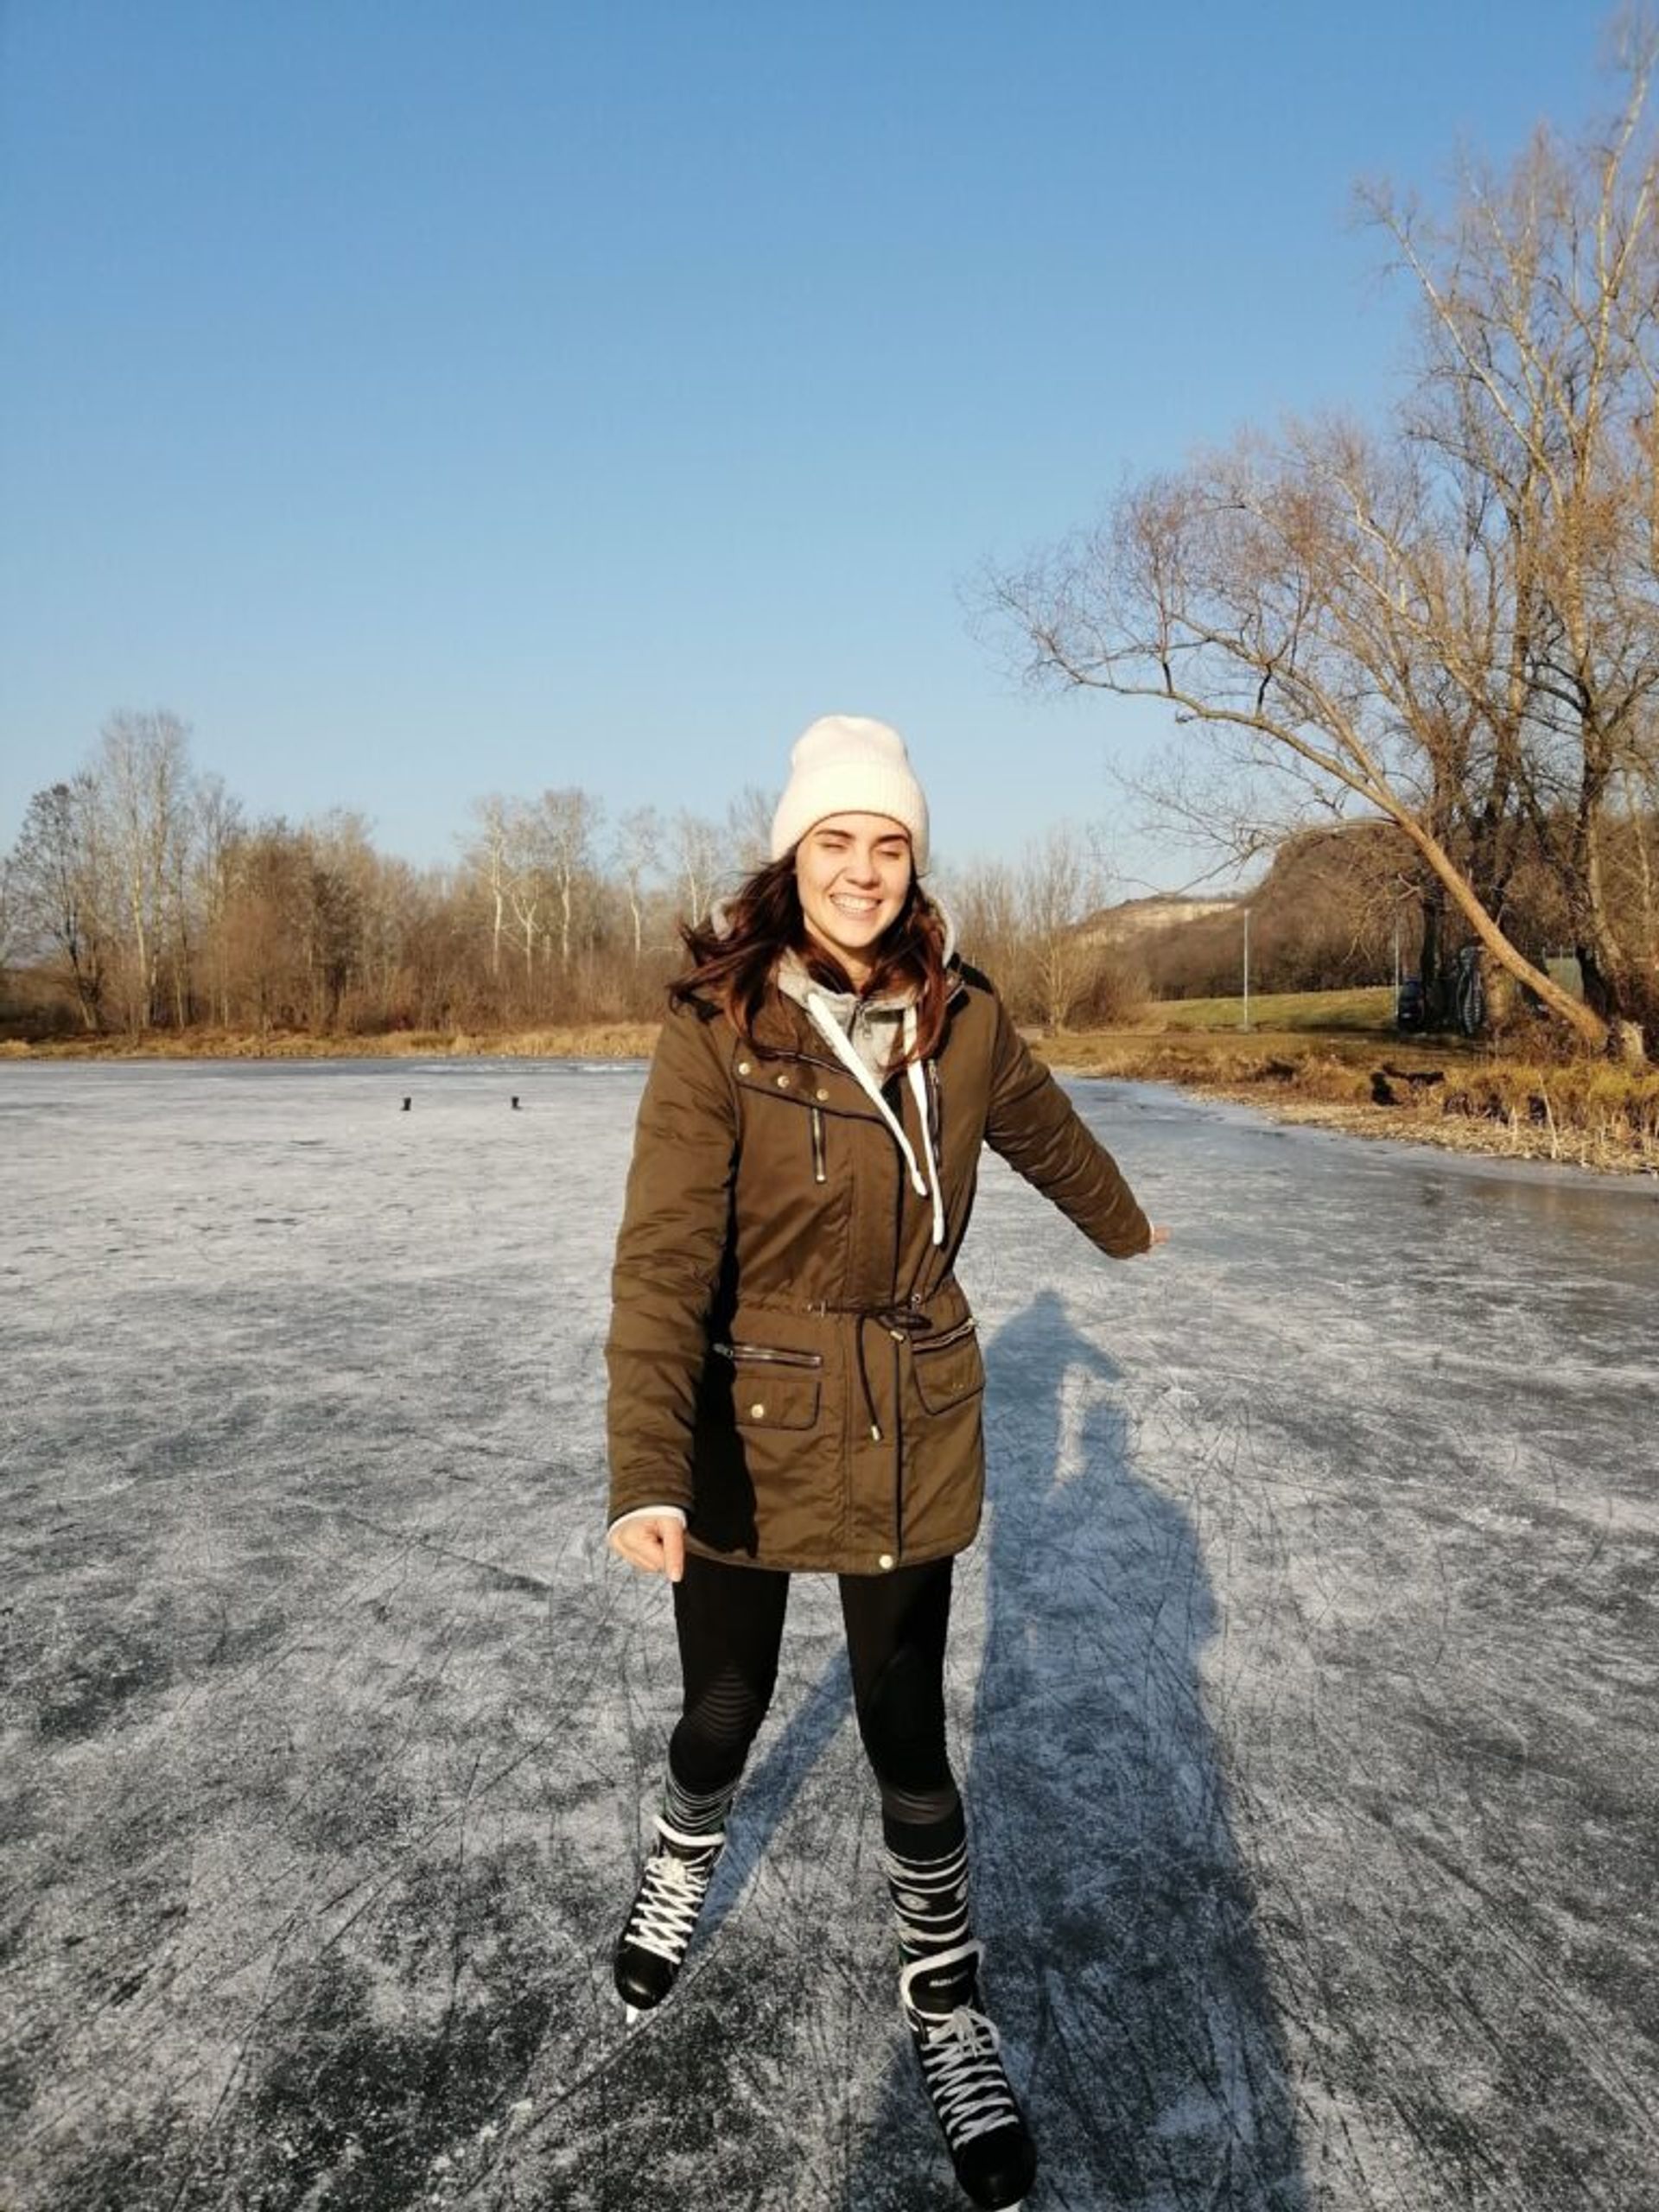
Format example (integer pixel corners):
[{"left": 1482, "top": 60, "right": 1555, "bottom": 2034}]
[{"left": 609, "top": 1513, "right": 687, "bottom": 1582}]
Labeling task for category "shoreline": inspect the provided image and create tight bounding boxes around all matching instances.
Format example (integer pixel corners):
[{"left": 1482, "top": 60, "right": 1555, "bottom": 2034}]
[
  {"left": 5, "top": 1023, "right": 1655, "bottom": 1177},
  {"left": 1072, "top": 1072, "right": 1658, "bottom": 1178}
]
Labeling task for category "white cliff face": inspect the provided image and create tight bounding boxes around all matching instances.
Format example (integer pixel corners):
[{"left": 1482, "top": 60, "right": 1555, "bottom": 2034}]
[{"left": 2, "top": 1058, "right": 1654, "bottom": 2211}]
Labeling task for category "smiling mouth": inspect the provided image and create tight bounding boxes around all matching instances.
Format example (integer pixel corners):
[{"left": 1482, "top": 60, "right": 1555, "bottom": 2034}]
[{"left": 830, "top": 894, "right": 881, "bottom": 916}]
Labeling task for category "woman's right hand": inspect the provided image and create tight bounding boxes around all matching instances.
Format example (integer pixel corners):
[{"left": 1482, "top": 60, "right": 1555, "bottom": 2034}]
[{"left": 608, "top": 1514, "right": 687, "bottom": 1582}]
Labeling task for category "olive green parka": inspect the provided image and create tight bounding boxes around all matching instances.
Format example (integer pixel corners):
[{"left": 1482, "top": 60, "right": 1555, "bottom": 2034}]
[{"left": 605, "top": 959, "right": 1150, "bottom": 1576}]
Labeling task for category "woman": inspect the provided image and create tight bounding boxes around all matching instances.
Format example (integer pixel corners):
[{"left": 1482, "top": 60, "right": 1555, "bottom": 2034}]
[{"left": 606, "top": 715, "right": 1166, "bottom": 2210}]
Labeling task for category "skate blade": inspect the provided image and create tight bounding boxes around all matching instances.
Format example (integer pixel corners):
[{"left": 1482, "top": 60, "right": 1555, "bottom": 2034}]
[{"left": 624, "top": 2002, "right": 644, "bottom": 2027}]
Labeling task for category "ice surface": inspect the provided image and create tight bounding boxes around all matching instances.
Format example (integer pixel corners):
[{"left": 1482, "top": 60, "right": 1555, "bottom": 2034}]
[{"left": 2, "top": 1060, "right": 1655, "bottom": 2209}]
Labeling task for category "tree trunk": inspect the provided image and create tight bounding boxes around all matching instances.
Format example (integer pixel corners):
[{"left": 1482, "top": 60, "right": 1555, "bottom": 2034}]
[
  {"left": 1419, "top": 875, "right": 1452, "bottom": 1029},
  {"left": 1401, "top": 810, "right": 1608, "bottom": 1052}
]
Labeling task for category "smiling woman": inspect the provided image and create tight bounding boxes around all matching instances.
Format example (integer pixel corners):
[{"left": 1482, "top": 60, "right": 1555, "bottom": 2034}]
[
  {"left": 600, "top": 711, "right": 1166, "bottom": 2209},
  {"left": 794, "top": 814, "right": 914, "bottom": 983}
]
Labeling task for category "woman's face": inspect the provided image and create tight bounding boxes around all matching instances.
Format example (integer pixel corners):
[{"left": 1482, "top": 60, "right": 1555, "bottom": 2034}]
[{"left": 794, "top": 812, "right": 913, "bottom": 986}]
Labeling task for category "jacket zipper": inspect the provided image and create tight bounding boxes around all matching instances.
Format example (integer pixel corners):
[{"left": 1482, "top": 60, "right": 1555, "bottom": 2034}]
[
  {"left": 810, "top": 1104, "right": 826, "bottom": 1184},
  {"left": 713, "top": 1341, "right": 823, "bottom": 1370}
]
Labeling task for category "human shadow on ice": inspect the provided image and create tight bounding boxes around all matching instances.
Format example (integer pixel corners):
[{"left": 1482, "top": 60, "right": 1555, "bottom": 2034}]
[{"left": 845, "top": 1287, "right": 1310, "bottom": 2210}]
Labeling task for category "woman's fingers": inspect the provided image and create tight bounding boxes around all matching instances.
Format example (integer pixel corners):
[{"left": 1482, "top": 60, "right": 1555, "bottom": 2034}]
[
  {"left": 1148, "top": 1223, "right": 1171, "bottom": 1247},
  {"left": 609, "top": 1515, "right": 687, "bottom": 1581},
  {"left": 608, "top": 1519, "right": 662, "bottom": 1571},
  {"left": 659, "top": 1519, "right": 686, "bottom": 1584}
]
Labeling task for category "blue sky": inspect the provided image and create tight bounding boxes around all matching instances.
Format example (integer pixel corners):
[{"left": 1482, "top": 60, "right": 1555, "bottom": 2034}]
[{"left": 0, "top": 2, "right": 1612, "bottom": 894}]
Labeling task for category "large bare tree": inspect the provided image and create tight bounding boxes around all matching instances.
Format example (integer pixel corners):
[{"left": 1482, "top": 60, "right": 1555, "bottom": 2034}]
[{"left": 985, "top": 30, "right": 1659, "bottom": 1059}]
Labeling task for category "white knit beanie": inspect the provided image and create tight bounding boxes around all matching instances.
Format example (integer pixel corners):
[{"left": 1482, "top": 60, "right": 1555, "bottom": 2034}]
[{"left": 768, "top": 715, "right": 930, "bottom": 871}]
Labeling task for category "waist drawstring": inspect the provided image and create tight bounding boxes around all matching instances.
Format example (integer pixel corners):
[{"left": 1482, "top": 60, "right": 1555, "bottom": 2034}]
[{"left": 853, "top": 1305, "right": 930, "bottom": 1443}]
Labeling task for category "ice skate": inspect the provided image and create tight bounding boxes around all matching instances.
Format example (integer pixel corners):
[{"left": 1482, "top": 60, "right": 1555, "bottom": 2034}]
[
  {"left": 613, "top": 1815, "right": 725, "bottom": 2020},
  {"left": 901, "top": 1942, "right": 1036, "bottom": 2211}
]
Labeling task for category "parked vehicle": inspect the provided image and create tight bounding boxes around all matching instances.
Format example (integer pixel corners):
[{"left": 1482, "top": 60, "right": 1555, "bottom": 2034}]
[{"left": 1395, "top": 977, "right": 1427, "bottom": 1032}]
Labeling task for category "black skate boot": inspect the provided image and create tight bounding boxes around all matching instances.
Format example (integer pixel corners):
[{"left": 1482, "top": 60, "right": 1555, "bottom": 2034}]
[
  {"left": 613, "top": 1815, "right": 725, "bottom": 2022},
  {"left": 901, "top": 1941, "right": 1037, "bottom": 2211}
]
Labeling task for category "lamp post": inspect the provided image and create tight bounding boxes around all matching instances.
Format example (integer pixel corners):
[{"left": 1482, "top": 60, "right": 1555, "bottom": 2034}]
[{"left": 1242, "top": 906, "right": 1251, "bottom": 1033}]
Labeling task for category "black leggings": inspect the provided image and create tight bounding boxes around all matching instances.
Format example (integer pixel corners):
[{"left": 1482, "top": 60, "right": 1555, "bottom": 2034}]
[{"left": 669, "top": 1551, "right": 962, "bottom": 1851}]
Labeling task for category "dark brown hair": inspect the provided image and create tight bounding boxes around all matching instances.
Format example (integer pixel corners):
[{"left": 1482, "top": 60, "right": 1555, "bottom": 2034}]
[{"left": 671, "top": 852, "right": 950, "bottom": 1062}]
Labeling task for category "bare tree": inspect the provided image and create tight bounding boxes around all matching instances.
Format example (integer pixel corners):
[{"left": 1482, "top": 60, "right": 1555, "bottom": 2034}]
[
  {"left": 8, "top": 777, "right": 112, "bottom": 1028},
  {"left": 985, "top": 33, "right": 1659, "bottom": 1059},
  {"left": 1361, "top": 23, "right": 1659, "bottom": 1054},
  {"left": 669, "top": 809, "right": 726, "bottom": 926},
  {"left": 1616, "top": 760, "right": 1659, "bottom": 967},
  {"left": 939, "top": 855, "right": 1020, "bottom": 985},
  {"left": 982, "top": 424, "right": 1611, "bottom": 1034},
  {"left": 464, "top": 796, "right": 515, "bottom": 981},
  {"left": 531, "top": 787, "right": 603, "bottom": 971},
  {"left": 218, "top": 821, "right": 308, "bottom": 1035},
  {"left": 1019, "top": 825, "right": 1109, "bottom": 1030},
  {"left": 193, "top": 774, "right": 244, "bottom": 1027},
  {"left": 726, "top": 784, "right": 778, "bottom": 877},
  {"left": 614, "top": 805, "right": 663, "bottom": 961},
  {"left": 0, "top": 850, "right": 16, "bottom": 978},
  {"left": 99, "top": 710, "right": 194, "bottom": 1030},
  {"left": 494, "top": 801, "right": 546, "bottom": 993}
]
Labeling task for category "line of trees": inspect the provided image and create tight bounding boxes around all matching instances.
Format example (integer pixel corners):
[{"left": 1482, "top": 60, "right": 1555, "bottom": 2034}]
[
  {"left": 982, "top": 22, "right": 1659, "bottom": 1062},
  {"left": 1, "top": 715, "right": 1139, "bottom": 1038},
  {"left": 10, "top": 713, "right": 1651, "bottom": 1042}
]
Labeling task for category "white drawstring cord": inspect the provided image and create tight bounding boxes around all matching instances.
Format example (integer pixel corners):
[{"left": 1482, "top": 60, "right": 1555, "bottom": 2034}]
[
  {"left": 904, "top": 1006, "right": 946, "bottom": 1247},
  {"left": 802, "top": 991, "right": 944, "bottom": 1244}
]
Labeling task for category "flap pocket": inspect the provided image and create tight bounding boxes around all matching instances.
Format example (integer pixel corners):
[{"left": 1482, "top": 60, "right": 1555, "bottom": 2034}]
[
  {"left": 733, "top": 1373, "right": 821, "bottom": 1431},
  {"left": 912, "top": 1324, "right": 984, "bottom": 1414}
]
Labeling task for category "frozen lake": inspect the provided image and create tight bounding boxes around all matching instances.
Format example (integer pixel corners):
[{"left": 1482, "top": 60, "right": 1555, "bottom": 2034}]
[{"left": 3, "top": 1058, "right": 1656, "bottom": 2211}]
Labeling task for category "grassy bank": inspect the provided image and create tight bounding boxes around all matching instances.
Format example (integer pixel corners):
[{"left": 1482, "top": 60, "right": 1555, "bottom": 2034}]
[
  {"left": 1148, "top": 985, "right": 1399, "bottom": 1033},
  {"left": 1050, "top": 1028, "right": 1659, "bottom": 1173}
]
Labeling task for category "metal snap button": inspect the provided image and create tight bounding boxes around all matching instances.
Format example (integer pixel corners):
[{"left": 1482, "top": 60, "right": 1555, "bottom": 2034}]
[
  {"left": 878, "top": 1553, "right": 895, "bottom": 1572},
  {"left": 750, "top": 1402, "right": 766, "bottom": 1419},
  {"left": 737, "top": 1060, "right": 752, "bottom": 1075},
  {"left": 775, "top": 1073, "right": 790, "bottom": 1088},
  {"left": 816, "top": 1087, "right": 830, "bottom": 1102}
]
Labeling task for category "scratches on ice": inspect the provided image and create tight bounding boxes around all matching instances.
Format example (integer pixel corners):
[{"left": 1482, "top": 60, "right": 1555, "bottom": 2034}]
[{"left": 1, "top": 1059, "right": 1655, "bottom": 2209}]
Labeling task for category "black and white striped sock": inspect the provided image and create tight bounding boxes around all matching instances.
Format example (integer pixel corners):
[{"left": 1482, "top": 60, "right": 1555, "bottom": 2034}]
[
  {"left": 662, "top": 1766, "right": 735, "bottom": 1841},
  {"left": 884, "top": 1834, "right": 972, "bottom": 1963}
]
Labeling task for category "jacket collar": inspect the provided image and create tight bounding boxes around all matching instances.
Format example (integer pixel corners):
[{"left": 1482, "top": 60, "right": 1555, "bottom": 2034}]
[{"left": 706, "top": 891, "right": 964, "bottom": 1062}]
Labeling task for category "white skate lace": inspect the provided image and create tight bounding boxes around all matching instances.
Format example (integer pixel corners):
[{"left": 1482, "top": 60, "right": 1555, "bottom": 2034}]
[
  {"left": 912, "top": 2004, "right": 1020, "bottom": 2148},
  {"left": 621, "top": 1824, "right": 721, "bottom": 1967}
]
